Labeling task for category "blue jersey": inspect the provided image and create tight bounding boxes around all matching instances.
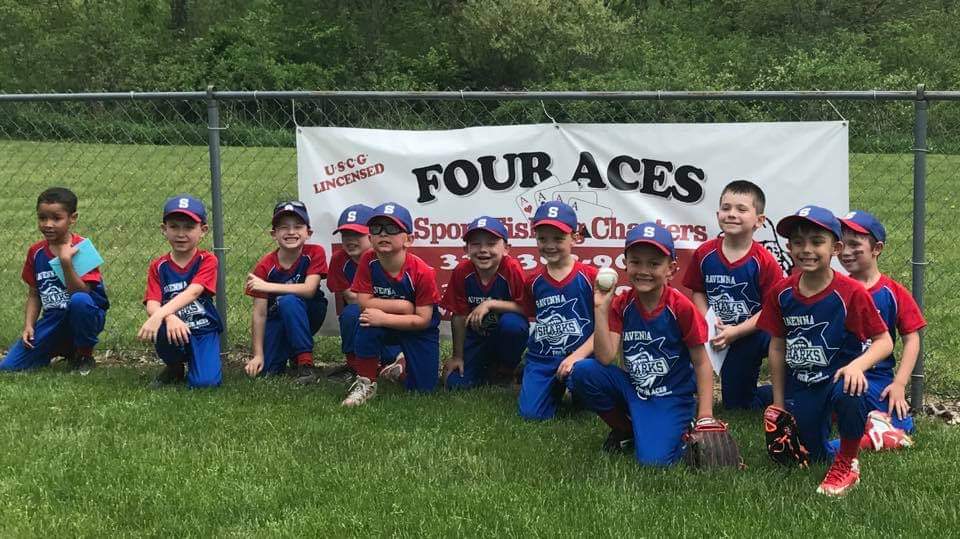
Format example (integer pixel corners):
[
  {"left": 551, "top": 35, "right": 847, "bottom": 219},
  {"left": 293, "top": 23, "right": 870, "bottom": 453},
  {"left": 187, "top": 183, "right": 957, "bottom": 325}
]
[
  {"left": 22, "top": 234, "right": 109, "bottom": 313},
  {"left": 758, "top": 272, "right": 887, "bottom": 386},
  {"left": 248, "top": 244, "right": 327, "bottom": 319},
  {"left": 682, "top": 238, "right": 783, "bottom": 325},
  {"left": 609, "top": 286, "right": 708, "bottom": 398},
  {"left": 145, "top": 250, "right": 222, "bottom": 335},
  {"left": 523, "top": 261, "right": 597, "bottom": 359},
  {"left": 352, "top": 250, "right": 441, "bottom": 329},
  {"left": 865, "top": 274, "right": 926, "bottom": 378}
]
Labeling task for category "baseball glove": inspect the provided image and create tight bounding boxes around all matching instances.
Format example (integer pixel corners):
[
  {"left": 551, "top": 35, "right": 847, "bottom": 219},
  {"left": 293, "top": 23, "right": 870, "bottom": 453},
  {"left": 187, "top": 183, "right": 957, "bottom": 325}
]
[
  {"left": 477, "top": 312, "right": 499, "bottom": 336},
  {"left": 682, "top": 417, "right": 745, "bottom": 469},
  {"left": 764, "top": 405, "right": 810, "bottom": 468}
]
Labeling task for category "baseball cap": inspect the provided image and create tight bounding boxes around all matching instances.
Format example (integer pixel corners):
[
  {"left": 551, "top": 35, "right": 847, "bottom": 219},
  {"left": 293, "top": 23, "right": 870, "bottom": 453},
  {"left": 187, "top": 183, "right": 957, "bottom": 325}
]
[
  {"left": 531, "top": 201, "right": 578, "bottom": 234},
  {"left": 464, "top": 216, "right": 509, "bottom": 242},
  {"left": 840, "top": 210, "right": 886, "bottom": 243},
  {"left": 163, "top": 194, "right": 206, "bottom": 224},
  {"left": 368, "top": 202, "right": 413, "bottom": 233},
  {"left": 776, "top": 205, "right": 842, "bottom": 240},
  {"left": 272, "top": 200, "right": 310, "bottom": 228},
  {"left": 334, "top": 204, "right": 372, "bottom": 234},
  {"left": 625, "top": 222, "right": 675, "bottom": 259}
]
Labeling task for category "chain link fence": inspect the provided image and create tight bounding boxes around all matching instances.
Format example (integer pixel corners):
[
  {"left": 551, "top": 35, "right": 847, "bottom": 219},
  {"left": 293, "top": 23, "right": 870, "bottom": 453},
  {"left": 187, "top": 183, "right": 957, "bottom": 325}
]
[{"left": 0, "top": 90, "right": 956, "bottom": 398}]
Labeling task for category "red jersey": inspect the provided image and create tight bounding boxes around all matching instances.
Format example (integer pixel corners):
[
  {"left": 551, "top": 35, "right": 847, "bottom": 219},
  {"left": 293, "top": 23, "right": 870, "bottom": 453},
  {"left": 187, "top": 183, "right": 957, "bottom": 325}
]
[{"left": 441, "top": 255, "right": 526, "bottom": 316}]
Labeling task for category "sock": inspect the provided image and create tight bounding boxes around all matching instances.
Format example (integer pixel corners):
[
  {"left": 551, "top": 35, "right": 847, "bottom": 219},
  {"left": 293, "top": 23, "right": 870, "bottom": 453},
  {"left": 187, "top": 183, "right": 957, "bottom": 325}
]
[
  {"left": 839, "top": 437, "right": 860, "bottom": 460},
  {"left": 295, "top": 352, "right": 313, "bottom": 367},
  {"left": 598, "top": 407, "right": 632, "bottom": 434},
  {"left": 345, "top": 353, "right": 359, "bottom": 373},
  {"left": 76, "top": 346, "right": 93, "bottom": 357},
  {"left": 353, "top": 357, "right": 379, "bottom": 381}
]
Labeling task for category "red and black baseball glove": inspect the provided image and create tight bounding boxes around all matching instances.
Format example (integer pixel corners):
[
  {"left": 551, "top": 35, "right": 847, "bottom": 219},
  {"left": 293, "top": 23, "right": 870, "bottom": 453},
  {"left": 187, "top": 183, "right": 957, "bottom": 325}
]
[{"left": 764, "top": 405, "right": 810, "bottom": 468}]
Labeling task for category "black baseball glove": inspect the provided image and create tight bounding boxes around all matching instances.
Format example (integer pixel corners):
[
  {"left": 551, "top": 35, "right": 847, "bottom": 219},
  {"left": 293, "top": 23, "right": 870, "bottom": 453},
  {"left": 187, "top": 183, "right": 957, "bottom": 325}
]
[
  {"left": 764, "top": 405, "right": 810, "bottom": 468},
  {"left": 477, "top": 312, "right": 499, "bottom": 336}
]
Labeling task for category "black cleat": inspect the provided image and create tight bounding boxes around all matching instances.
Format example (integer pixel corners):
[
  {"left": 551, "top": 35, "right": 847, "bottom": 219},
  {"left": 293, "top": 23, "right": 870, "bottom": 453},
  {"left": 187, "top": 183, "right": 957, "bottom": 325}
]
[
  {"left": 325, "top": 364, "right": 356, "bottom": 385},
  {"left": 64, "top": 354, "right": 80, "bottom": 371},
  {"left": 149, "top": 363, "right": 185, "bottom": 389},
  {"left": 601, "top": 430, "right": 635, "bottom": 454},
  {"left": 294, "top": 364, "right": 319, "bottom": 385},
  {"left": 75, "top": 356, "right": 96, "bottom": 376}
]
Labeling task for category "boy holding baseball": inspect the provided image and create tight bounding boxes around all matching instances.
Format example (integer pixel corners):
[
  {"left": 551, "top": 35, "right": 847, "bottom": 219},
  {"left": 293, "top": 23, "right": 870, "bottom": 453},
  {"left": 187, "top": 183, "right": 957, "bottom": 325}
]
[{"left": 571, "top": 223, "right": 717, "bottom": 464}]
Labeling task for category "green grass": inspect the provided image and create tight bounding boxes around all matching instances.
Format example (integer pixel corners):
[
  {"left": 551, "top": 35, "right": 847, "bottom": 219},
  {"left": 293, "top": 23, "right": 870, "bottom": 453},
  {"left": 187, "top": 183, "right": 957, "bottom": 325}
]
[
  {"left": 0, "top": 140, "right": 958, "bottom": 395},
  {"left": 0, "top": 365, "right": 957, "bottom": 536}
]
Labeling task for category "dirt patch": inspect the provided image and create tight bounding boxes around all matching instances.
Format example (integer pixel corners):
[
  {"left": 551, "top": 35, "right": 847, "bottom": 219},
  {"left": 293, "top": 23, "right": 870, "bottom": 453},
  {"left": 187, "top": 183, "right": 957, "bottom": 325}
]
[{"left": 923, "top": 395, "right": 960, "bottom": 426}]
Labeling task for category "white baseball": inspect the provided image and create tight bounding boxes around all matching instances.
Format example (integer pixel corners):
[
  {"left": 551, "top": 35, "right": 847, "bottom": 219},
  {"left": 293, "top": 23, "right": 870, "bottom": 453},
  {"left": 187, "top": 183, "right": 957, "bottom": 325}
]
[{"left": 596, "top": 267, "right": 618, "bottom": 291}]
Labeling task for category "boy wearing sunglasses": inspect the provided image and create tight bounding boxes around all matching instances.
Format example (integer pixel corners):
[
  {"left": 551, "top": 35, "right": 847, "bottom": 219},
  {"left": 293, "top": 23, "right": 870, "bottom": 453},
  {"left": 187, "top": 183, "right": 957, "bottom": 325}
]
[
  {"left": 326, "top": 204, "right": 402, "bottom": 384},
  {"left": 244, "top": 201, "right": 329, "bottom": 383},
  {"left": 342, "top": 202, "right": 441, "bottom": 406}
]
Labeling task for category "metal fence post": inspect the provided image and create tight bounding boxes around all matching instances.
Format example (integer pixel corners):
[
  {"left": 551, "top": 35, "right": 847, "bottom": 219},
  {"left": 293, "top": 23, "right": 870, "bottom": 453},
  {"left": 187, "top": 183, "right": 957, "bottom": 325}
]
[
  {"left": 206, "top": 85, "right": 229, "bottom": 348},
  {"left": 911, "top": 83, "right": 928, "bottom": 409}
]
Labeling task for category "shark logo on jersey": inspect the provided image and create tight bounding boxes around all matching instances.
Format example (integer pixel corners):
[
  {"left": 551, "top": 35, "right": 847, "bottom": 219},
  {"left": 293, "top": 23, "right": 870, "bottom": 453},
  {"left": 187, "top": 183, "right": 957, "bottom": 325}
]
[
  {"left": 533, "top": 297, "right": 589, "bottom": 355},
  {"left": 623, "top": 337, "right": 676, "bottom": 398},
  {"left": 177, "top": 300, "right": 210, "bottom": 330},
  {"left": 785, "top": 322, "right": 837, "bottom": 372},
  {"left": 707, "top": 282, "right": 757, "bottom": 324},
  {"left": 37, "top": 278, "right": 69, "bottom": 310}
]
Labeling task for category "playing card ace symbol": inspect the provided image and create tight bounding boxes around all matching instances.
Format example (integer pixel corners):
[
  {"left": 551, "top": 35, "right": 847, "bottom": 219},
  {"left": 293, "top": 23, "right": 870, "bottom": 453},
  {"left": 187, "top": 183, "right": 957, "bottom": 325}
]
[{"left": 519, "top": 196, "right": 534, "bottom": 217}]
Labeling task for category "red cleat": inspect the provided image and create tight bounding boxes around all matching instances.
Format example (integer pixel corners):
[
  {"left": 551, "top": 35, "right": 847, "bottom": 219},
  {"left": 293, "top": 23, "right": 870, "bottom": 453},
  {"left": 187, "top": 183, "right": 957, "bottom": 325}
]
[
  {"left": 817, "top": 456, "right": 860, "bottom": 497},
  {"left": 864, "top": 410, "right": 914, "bottom": 451},
  {"left": 378, "top": 352, "right": 406, "bottom": 384}
]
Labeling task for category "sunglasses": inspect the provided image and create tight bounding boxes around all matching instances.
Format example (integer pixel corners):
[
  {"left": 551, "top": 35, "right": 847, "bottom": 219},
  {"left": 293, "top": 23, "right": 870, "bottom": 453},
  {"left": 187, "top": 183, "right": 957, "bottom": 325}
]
[
  {"left": 274, "top": 200, "right": 306, "bottom": 212},
  {"left": 369, "top": 222, "right": 404, "bottom": 235}
]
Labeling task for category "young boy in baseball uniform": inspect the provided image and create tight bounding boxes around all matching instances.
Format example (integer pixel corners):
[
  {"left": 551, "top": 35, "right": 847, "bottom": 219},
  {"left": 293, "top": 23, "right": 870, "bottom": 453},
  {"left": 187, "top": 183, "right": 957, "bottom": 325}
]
[
  {"left": 835, "top": 210, "right": 923, "bottom": 451},
  {"left": 244, "top": 201, "right": 328, "bottom": 384},
  {"left": 758, "top": 205, "right": 892, "bottom": 496},
  {"left": 341, "top": 202, "right": 441, "bottom": 406},
  {"left": 518, "top": 201, "right": 597, "bottom": 420},
  {"left": 442, "top": 216, "right": 528, "bottom": 389},
  {"left": 682, "top": 180, "right": 784, "bottom": 409},
  {"left": 139, "top": 195, "right": 223, "bottom": 389},
  {"left": 571, "top": 223, "right": 717, "bottom": 465},
  {"left": 325, "top": 204, "right": 401, "bottom": 384},
  {"left": 1, "top": 187, "right": 109, "bottom": 374}
]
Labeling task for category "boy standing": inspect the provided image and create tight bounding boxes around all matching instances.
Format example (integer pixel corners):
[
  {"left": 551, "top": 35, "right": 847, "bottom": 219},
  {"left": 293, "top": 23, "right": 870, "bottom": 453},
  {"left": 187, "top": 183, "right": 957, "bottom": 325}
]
[
  {"left": 342, "top": 202, "right": 441, "bottom": 406},
  {"left": 838, "top": 210, "right": 924, "bottom": 447},
  {"left": 139, "top": 195, "right": 223, "bottom": 389},
  {"left": 571, "top": 223, "right": 716, "bottom": 465},
  {"left": 244, "top": 201, "right": 329, "bottom": 383},
  {"left": 1, "top": 187, "right": 109, "bottom": 374},
  {"left": 441, "top": 216, "right": 528, "bottom": 389},
  {"left": 682, "top": 180, "right": 784, "bottom": 409},
  {"left": 519, "top": 201, "right": 597, "bottom": 420},
  {"left": 758, "top": 206, "right": 892, "bottom": 497}
]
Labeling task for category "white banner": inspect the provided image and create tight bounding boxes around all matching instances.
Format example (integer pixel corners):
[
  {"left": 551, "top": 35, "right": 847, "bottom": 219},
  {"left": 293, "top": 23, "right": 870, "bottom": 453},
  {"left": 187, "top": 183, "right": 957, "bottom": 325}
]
[{"left": 298, "top": 122, "right": 848, "bottom": 334}]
